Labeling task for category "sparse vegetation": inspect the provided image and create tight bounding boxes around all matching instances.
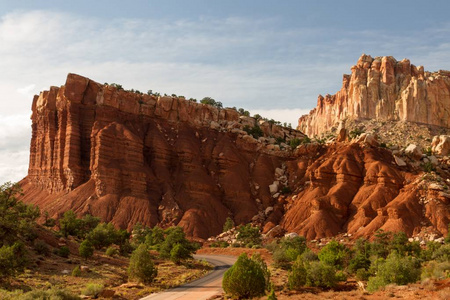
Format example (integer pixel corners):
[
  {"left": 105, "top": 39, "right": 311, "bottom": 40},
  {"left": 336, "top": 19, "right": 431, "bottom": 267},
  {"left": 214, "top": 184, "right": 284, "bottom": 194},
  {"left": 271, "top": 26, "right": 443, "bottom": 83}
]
[
  {"left": 222, "top": 253, "right": 266, "bottom": 299},
  {"left": 223, "top": 217, "right": 235, "bottom": 232},
  {"left": 128, "top": 244, "right": 158, "bottom": 284}
]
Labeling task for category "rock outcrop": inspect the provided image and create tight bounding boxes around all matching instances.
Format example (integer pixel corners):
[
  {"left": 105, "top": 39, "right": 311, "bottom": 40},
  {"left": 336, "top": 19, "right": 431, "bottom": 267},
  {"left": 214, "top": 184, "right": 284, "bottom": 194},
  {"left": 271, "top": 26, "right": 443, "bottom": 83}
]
[
  {"left": 22, "top": 74, "right": 304, "bottom": 239},
  {"left": 298, "top": 54, "right": 450, "bottom": 136},
  {"left": 20, "top": 73, "right": 450, "bottom": 240}
]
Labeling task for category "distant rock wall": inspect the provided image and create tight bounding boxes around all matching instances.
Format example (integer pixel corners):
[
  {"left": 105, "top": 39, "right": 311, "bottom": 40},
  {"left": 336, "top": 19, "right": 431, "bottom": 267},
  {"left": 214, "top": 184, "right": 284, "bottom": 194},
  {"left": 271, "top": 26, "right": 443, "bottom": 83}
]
[{"left": 298, "top": 54, "right": 450, "bottom": 136}]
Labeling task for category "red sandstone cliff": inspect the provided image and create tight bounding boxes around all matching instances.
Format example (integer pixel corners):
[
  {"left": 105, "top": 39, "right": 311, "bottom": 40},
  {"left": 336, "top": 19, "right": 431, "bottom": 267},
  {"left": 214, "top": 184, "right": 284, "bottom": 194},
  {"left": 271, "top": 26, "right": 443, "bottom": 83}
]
[
  {"left": 21, "top": 74, "right": 304, "bottom": 239},
  {"left": 20, "top": 73, "right": 449, "bottom": 240},
  {"left": 298, "top": 54, "right": 450, "bottom": 136}
]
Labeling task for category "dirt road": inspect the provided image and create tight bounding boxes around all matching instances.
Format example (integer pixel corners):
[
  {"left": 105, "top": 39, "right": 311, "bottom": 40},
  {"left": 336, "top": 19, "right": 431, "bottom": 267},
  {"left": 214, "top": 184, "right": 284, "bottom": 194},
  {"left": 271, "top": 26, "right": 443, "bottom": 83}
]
[{"left": 140, "top": 254, "right": 237, "bottom": 300}]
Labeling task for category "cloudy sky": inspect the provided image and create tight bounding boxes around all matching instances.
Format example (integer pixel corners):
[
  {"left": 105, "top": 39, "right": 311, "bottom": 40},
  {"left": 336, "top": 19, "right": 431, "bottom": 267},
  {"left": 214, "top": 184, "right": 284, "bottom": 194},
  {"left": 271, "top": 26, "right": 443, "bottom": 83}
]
[{"left": 1, "top": 0, "right": 450, "bottom": 184}]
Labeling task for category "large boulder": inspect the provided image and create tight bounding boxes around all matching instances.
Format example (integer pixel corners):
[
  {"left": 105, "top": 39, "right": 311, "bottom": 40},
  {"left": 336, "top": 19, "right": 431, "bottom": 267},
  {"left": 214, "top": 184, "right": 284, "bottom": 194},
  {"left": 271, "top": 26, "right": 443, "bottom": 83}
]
[
  {"left": 405, "top": 144, "right": 422, "bottom": 160},
  {"left": 432, "top": 135, "right": 450, "bottom": 156}
]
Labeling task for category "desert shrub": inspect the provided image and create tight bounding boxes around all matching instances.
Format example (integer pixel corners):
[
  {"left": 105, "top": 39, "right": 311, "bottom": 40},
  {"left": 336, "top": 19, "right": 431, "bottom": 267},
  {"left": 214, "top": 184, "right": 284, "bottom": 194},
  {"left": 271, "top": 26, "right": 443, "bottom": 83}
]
[
  {"left": 57, "top": 246, "right": 70, "bottom": 258},
  {"left": 0, "top": 182, "right": 40, "bottom": 246},
  {"left": 119, "top": 240, "right": 134, "bottom": 256},
  {"left": 251, "top": 253, "right": 271, "bottom": 290},
  {"left": 79, "top": 239, "right": 94, "bottom": 260},
  {"left": 289, "top": 138, "right": 301, "bottom": 149},
  {"left": 159, "top": 227, "right": 198, "bottom": 261},
  {"left": 86, "top": 223, "right": 118, "bottom": 249},
  {"left": 0, "top": 287, "right": 80, "bottom": 300},
  {"left": 288, "top": 257, "right": 307, "bottom": 290},
  {"left": 223, "top": 217, "right": 234, "bottom": 232},
  {"left": 423, "top": 161, "right": 436, "bottom": 172},
  {"left": 132, "top": 223, "right": 151, "bottom": 245},
  {"left": 222, "top": 253, "right": 266, "bottom": 299},
  {"left": 43, "top": 211, "right": 56, "bottom": 228},
  {"left": 0, "top": 242, "right": 28, "bottom": 278},
  {"left": 170, "top": 243, "right": 192, "bottom": 264},
  {"left": 34, "top": 239, "right": 50, "bottom": 256},
  {"left": 369, "top": 229, "right": 392, "bottom": 258},
  {"left": 301, "top": 136, "right": 311, "bottom": 144},
  {"left": 144, "top": 226, "right": 165, "bottom": 249},
  {"left": 128, "top": 244, "right": 157, "bottom": 283},
  {"left": 301, "top": 248, "right": 319, "bottom": 262},
  {"left": 356, "top": 268, "right": 370, "bottom": 281},
  {"left": 367, "top": 252, "right": 421, "bottom": 292},
  {"left": 236, "top": 224, "right": 262, "bottom": 246},
  {"left": 421, "top": 261, "right": 450, "bottom": 280},
  {"left": 200, "top": 97, "right": 222, "bottom": 109},
  {"left": 59, "top": 210, "right": 83, "bottom": 238},
  {"left": 243, "top": 125, "right": 264, "bottom": 138},
  {"left": 210, "top": 241, "right": 229, "bottom": 248},
  {"left": 72, "top": 266, "right": 81, "bottom": 277},
  {"left": 273, "top": 236, "right": 307, "bottom": 269},
  {"left": 349, "top": 128, "right": 364, "bottom": 139},
  {"left": 432, "top": 244, "right": 450, "bottom": 262},
  {"left": 445, "top": 224, "right": 450, "bottom": 244},
  {"left": 421, "top": 241, "right": 442, "bottom": 261},
  {"left": 318, "top": 240, "right": 349, "bottom": 269},
  {"left": 305, "top": 261, "right": 337, "bottom": 288},
  {"left": 106, "top": 246, "right": 119, "bottom": 257},
  {"left": 348, "top": 239, "right": 372, "bottom": 273},
  {"left": 82, "top": 283, "right": 104, "bottom": 297}
]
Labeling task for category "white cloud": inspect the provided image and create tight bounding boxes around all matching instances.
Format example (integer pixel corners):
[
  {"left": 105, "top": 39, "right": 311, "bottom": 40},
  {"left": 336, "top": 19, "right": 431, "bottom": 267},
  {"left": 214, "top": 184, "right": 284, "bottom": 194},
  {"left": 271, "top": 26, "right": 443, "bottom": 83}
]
[{"left": 17, "top": 84, "right": 36, "bottom": 97}]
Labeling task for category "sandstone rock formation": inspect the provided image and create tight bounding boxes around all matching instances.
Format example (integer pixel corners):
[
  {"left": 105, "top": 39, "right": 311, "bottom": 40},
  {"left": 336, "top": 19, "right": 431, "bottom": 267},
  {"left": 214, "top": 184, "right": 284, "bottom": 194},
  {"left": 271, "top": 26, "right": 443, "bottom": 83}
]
[
  {"left": 21, "top": 74, "right": 304, "bottom": 239},
  {"left": 298, "top": 54, "right": 450, "bottom": 136},
  {"left": 20, "top": 73, "right": 450, "bottom": 240},
  {"left": 432, "top": 135, "right": 450, "bottom": 156}
]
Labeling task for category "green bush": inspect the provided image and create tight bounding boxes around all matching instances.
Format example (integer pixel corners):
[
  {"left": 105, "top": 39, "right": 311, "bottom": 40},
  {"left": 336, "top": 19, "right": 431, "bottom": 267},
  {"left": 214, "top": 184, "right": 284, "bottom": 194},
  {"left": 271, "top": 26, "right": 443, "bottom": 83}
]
[
  {"left": 82, "top": 283, "right": 104, "bottom": 297},
  {"left": 144, "top": 226, "right": 165, "bottom": 249},
  {"left": 243, "top": 125, "right": 264, "bottom": 138},
  {"left": 289, "top": 138, "right": 301, "bottom": 149},
  {"left": 367, "top": 252, "right": 421, "bottom": 292},
  {"left": 128, "top": 244, "right": 158, "bottom": 283},
  {"left": 236, "top": 224, "right": 262, "bottom": 246},
  {"left": 421, "top": 261, "right": 450, "bottom": 280},
  {"left": 0, "top": 242, "right": 28, "bottom": 278},
  {"left": 305, "top": 261, "right": 337, "bottom": 288},
  {"left": 86, "top": 223, "right": 118, "bottom": 249},
  {"left": 288, "top": 257, "right": 307, "bottom": 290},
  {"left": 106, "top": 246, "right": 119, "bottom": 257},
  {"left": 59, "top": 210, "right": 83, "bottom": 238},
  {"left": 432, "top": 244, "right": 450, "bottom": 262},
  {"left": 356, "top": 268, "right": 370, "bottom": 281},
  {"left": 79, "top": 239, "right": 94, "bottom": 260},
  {"left": 421, "top": 241, "right": 442, "bottom": 261},
  {"left": 223, "top": 217, "right": 234, "bottom": 232},
  {"left": 72, "top": 266, "right": 81, "bottom": 277},
  {"left": 267, "top": 288, "right": 277, "bottom": 300},
  {"left": 222, "top": 253, "right": 266, "bottom": 299},
  {"left": 318, "top": 240, "right": 349, "bottom": 269},
  {"left": 0, "top": 287, "right": 80, "bottom": 300},
  {"left": 159, "top": 227, "right": 198, "bottom": 262},
  {"left": 34, "top": 239, "right": 50, "bottom": 256},
  {"left": 58, "top": 246, "right": 70, "bottom": 258},
  {"left": 0, "top": 182, "right": 40, "bottom": 246},
  {"left": 170, "top": 243, "right": 192, "bottom": 264},
  {"left": 251, "top": 253, "right": 271, "bottom": 290},
  {"left": 200, "top": 97, "right": 222, "bottom": 109}
]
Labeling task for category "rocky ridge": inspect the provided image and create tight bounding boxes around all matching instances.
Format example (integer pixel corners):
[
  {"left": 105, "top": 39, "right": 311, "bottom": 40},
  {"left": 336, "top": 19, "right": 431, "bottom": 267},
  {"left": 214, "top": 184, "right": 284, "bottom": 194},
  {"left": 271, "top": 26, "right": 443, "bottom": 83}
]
[
  {"left": 20, "top": 73, "right": 450, "bottom": 241},
  {"left": 298, "top": 54, "right": 450, "bottom": 137}
]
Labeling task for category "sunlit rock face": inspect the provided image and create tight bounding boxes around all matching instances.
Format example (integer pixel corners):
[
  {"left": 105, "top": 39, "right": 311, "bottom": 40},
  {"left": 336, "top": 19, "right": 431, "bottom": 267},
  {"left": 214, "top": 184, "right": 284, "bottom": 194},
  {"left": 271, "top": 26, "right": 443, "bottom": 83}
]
[{"left": 298, "top": 54, "right": 450, "bottom": 137}]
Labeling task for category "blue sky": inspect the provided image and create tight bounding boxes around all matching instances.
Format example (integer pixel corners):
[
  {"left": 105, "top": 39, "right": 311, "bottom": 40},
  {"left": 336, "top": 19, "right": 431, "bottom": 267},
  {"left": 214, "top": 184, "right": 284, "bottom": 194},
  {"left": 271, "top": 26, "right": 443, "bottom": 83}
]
[{"left": 1, "top": 0, "right": 450, "bottom": 183}]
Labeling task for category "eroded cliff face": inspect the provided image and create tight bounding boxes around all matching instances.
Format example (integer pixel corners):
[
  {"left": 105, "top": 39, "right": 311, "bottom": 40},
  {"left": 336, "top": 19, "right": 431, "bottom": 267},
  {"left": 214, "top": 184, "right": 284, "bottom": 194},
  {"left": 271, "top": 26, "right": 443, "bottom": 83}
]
[
  {"left": 21, "top": 73, "right": 449, "bottom": 240},
  {"left": 298, "top": 54, "right": 450, "bottom": 136},
  {"left": 22, "top": 74, "right": 304, "bottom": 239}
]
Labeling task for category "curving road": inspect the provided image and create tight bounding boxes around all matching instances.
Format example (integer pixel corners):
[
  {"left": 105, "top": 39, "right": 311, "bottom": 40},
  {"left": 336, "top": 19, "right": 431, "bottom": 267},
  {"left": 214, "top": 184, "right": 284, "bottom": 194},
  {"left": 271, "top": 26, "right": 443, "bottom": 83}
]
[{"left": 140, "top": 254, "right": 237, "bottom": 300}]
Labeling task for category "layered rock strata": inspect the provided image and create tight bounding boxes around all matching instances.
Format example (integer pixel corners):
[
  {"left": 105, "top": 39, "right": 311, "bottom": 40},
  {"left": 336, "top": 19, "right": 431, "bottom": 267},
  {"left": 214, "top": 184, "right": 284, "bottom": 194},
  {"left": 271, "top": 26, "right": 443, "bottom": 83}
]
[
  {"left": 21, "top": 73, "right": 449, "bottom": 240},
  {"left": 22, "top": 74, "right": 304, "bottom": 238},
  {"left": 298, "top": 54, "right": 450, "bottom": 136}
]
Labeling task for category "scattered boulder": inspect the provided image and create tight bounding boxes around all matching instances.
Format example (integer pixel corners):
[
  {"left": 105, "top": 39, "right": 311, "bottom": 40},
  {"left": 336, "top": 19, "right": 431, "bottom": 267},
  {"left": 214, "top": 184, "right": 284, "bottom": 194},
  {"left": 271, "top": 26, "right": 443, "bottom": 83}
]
[
  {"left": 432, "top": 135, "right": 450, "bottom": 156},
  {"left": 394, "top": 155, "right": 407, "bottom": 167},
  {"left": 269, "top": 182, "right": 279, "bottom": 194},
  {"left": 405, "top": 144, "right": 422, "bottom": 160},
  {"left": 284, "top": 232, "right": 299, "bottom": 239},
  {"left": 336, "top": 121, "right": 348, "bottom": 142}
]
